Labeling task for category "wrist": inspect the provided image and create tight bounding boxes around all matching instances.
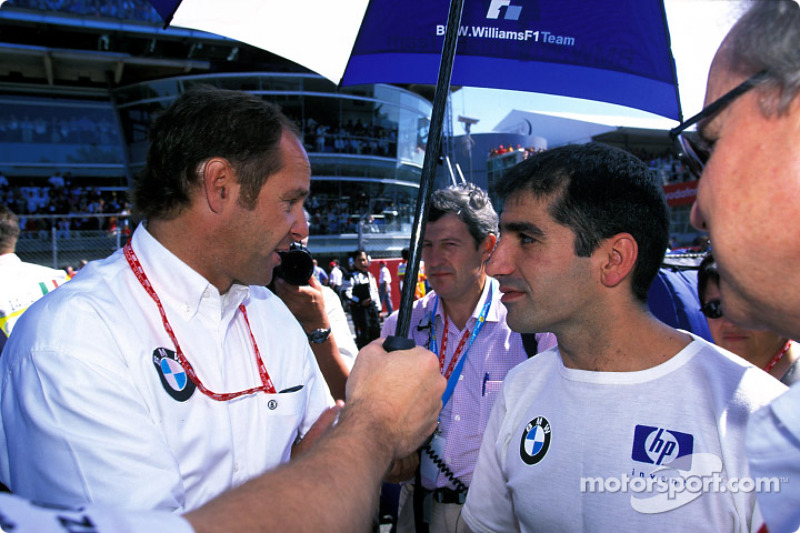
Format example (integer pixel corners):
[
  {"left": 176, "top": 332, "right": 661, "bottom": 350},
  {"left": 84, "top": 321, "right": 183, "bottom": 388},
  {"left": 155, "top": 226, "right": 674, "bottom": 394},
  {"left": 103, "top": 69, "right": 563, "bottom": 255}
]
[{"left": 307, "top": 326, "right": 332, "bottom": 344}]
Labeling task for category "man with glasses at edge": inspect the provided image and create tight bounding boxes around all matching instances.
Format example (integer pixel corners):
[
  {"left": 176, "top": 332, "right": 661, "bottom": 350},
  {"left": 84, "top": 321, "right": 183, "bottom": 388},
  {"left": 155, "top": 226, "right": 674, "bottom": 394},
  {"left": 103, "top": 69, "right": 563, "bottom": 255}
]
[
  {"left": 670, "top": 2, "right": 800, "bottom": 531},
  {"left": 0, "top": 87, "right": 444, "bottom": 521}
]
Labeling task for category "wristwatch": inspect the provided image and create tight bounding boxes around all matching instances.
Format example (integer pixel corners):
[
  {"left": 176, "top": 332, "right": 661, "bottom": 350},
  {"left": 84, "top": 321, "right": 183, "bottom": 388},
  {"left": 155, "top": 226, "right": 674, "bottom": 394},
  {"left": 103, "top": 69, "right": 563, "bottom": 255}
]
[{"left": 307, "top": 327, "right": 332, "bottom": 344}]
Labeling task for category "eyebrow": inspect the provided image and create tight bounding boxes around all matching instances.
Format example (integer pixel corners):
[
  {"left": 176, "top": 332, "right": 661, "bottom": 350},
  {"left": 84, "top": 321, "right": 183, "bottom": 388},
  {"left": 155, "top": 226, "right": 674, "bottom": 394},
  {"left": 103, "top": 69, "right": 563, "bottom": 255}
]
[
  {"left": 284, "top": 188, "right": 310, "bottom": 200},
  {"left": 500, "top": 220, "right": 545, "bottom": 238}
]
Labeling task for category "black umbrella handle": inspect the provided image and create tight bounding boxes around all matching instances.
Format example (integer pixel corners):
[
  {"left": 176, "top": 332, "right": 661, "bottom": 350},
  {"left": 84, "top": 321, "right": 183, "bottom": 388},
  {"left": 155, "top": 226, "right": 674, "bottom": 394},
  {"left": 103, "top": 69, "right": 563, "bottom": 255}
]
[
  {"left": 383, "top": 335, "right": 415, "bottom": 352},
  {"left": 392, "top": 0, "right": 465, "bottom": 341}
]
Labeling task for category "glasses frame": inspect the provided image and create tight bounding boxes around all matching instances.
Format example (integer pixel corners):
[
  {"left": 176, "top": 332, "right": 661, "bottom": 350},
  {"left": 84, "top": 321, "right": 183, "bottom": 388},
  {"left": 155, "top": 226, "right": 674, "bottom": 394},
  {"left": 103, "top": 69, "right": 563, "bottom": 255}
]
[{"left": 669, "top": 70, "right": 770, "bottom": 179}]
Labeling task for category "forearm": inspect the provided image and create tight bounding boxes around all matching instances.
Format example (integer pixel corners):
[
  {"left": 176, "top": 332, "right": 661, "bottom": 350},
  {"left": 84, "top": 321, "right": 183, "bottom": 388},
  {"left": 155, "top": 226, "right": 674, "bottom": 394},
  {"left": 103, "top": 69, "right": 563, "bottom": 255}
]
[
  {"left": 185, "top": 404, "right": 391, "bottom": 533},
  {"left": 310, "top": 335, "right": 349, "bottom": 401}
]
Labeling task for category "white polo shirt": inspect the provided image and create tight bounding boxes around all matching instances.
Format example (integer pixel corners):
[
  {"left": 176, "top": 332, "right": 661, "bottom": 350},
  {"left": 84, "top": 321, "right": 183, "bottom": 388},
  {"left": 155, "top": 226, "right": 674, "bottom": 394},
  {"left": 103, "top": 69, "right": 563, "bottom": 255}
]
[{"left": 0, "top": 224, "right": 331, "bottom": 512}]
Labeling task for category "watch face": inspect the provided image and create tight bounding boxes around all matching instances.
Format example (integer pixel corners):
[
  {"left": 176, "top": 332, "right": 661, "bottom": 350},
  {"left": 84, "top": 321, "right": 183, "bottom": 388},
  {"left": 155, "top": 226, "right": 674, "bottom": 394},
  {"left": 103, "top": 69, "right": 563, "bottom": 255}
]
[{"left": 308, "top": 328, "right": 331, "bottom": 343}]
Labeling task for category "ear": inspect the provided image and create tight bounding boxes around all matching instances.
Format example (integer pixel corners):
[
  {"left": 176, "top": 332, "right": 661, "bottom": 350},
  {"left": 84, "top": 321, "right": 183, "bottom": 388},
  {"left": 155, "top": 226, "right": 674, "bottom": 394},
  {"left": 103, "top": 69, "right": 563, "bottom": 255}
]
[
  {"left": 598, "top": 233, "right": 637, "bottom": 289},
  {"left": 481, "top": 233, "right": 498, "bottom": 263},
  {"left": 202, "top": 158, "right": 232, "bottom": 214}
]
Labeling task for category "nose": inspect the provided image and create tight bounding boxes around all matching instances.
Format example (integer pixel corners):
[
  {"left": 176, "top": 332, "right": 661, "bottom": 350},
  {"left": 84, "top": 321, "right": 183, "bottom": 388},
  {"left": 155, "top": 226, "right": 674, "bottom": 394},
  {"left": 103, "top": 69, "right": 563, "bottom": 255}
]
[
  {"left": 291, "top": 208, "right": 310, "bottom": 242},
  {"left": 689, "top": 202, "right": 707, "bottom": 231},
  {"left": 421, "top": 243, "right": 442, "bottom": 268}
]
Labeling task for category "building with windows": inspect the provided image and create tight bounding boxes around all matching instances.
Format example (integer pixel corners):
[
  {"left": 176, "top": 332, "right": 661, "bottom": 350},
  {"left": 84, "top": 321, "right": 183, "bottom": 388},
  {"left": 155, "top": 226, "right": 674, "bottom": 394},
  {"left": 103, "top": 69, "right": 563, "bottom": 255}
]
[{"left": 0, "top": 0, "right": 435, "bottom": 263}]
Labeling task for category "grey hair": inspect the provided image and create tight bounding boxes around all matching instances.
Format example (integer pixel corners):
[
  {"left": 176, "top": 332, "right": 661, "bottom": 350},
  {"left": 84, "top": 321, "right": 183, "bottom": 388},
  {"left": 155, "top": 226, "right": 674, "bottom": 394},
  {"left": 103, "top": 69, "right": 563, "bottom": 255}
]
[
  {"left": 428, "top": 183, "right": 498, "bottom": 248},
  {"left": 724, "top": 0, "right": 800, "bottom": 116}
]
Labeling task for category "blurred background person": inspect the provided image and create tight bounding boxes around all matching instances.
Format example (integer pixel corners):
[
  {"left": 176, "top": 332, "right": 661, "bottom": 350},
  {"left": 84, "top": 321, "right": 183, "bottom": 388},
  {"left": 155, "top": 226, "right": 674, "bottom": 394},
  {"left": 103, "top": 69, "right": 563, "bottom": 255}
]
[
  {"left": 311, "top": 258, "right": 329, "bottom": 286},
  {"left": 344, "top": 249, "right": 381, "bottom": 348},
  {"left": 328, "top": 258, "right": 343, "bottom": 295},
  {"left": 378, "top": 260, "right": 394, "bottom": 318},
  {"left": 698, "top": 252, "right": 799, "bottom": 385},
  {"left": 0, "top": 205, "right": 68, "bottom": 349}
]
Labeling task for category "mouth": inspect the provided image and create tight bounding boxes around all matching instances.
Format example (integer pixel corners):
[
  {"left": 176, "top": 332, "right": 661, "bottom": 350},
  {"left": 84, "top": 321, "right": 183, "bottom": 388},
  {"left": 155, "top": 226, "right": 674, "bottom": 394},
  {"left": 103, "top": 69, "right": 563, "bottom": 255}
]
[{"left": 498, "top": 285, "right": 525, "bottom": 302}]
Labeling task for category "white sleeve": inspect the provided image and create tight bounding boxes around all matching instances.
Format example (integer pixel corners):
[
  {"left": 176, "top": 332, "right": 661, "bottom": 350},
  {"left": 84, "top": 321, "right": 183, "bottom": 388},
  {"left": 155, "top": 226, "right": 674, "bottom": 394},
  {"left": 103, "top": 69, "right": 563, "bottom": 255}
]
[
  {"left": 0, "top": 346, "right": 188, "bottom": 511},
  {"left": 462, "top": 385, "right": 520, "bottom": 533},
  {"left": 369, "top": 275, "right": 380, "bottom": 306},
  {"left": 0, "top": 492, "right": 194, "bottom": 533},
  {"left": 323, "top": 287, "right": 358, "bottom": 371}
]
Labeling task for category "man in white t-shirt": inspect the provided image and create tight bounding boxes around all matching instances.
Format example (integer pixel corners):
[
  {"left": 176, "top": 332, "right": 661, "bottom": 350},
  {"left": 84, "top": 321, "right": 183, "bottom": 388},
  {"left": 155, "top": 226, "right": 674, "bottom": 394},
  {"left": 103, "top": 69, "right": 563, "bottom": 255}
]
[
  {"left": 329, "top": 259, "right": 343, "bottom": 295},
  {"left": 461, "top": 143, "right": 786, "bottom": 532},
  {"left": 378, "top": 260, "right": 393, "bottom": 316},
  {"left": 0, "top": 205, "right": 68, "bottom": 348}
]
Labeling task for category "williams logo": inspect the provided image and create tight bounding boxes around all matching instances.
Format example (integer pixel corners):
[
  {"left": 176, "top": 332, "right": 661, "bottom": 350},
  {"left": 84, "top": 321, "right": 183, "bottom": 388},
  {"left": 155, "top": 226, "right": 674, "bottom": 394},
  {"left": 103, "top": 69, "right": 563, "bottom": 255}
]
[
  {"left": 486, "top": 0, "right": 522, "bottom": 20},
  {"left": 520, "top": 416, "right": 551, "bottom": 465},
  {"left": 153, "top": 347, "right": 196, "bottom": 402},
  {"left": 631, "top": 425, "right": 693, "bottom": 469}
]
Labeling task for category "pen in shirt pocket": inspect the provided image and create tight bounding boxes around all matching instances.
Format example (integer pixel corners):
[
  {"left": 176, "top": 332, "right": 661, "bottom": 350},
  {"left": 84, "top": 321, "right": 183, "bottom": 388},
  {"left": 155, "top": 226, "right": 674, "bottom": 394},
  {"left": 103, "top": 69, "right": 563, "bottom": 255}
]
[
  {"left": 482, "top": 372, "right": 489, "bottom": 396},
  {"left": 279, "top": 384, "right": 304, "bottom": 393}
]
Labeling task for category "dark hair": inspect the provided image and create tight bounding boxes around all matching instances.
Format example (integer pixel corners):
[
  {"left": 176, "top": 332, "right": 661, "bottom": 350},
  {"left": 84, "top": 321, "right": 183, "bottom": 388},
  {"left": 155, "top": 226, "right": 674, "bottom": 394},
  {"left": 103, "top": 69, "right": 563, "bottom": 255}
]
[
  {"left": 697, "top": 252, "right": 720, "bottom": 305},
  {"left": 0, "top": 204, "right": 20, "bottom": 254},
  {"left": 724, "top": 0, "right": 800, "bottom": 116},
  {"left": 133, "top": 85, "right": 300, "bottom": 220},
  {"left": 497, "top": 143, "right": 669, "bottom": 303},
  {"left": 428, "top": 183, "right": 498, "bottom": 248}
]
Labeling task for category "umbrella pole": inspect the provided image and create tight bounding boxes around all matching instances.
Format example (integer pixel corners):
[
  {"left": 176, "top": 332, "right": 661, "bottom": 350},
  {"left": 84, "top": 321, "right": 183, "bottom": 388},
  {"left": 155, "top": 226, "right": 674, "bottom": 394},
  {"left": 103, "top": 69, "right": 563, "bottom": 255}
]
[{"left": 384, "top": 0, "right": 466, "bottom": 350}]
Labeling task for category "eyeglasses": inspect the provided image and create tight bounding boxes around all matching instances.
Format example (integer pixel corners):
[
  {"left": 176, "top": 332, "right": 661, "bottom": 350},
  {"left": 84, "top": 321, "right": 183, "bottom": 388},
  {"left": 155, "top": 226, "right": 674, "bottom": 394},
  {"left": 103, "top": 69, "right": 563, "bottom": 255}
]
[
  {"left": 669, "top": 70, "right": 769, "bottom": 180},
  {"left": 699, "top": 299, "right": 723, "bottom": 319}
]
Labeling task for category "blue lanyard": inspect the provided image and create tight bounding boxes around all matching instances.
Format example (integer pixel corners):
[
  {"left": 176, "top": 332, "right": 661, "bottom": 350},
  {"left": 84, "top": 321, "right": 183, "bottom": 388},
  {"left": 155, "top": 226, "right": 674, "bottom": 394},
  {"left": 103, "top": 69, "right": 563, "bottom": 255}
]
[{"left": 429, "top": 280, "right": 493, "bottom": 407}]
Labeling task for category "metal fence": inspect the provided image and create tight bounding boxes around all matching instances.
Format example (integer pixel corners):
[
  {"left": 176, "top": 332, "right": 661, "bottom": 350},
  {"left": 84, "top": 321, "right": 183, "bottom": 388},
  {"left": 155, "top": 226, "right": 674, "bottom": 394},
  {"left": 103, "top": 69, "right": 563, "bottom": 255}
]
[
  {"left": 15, "top": 212, "right": 411, "bottom": 270},
  {"left": 15, "top": 213, "right": 131, "bottom": 270}
]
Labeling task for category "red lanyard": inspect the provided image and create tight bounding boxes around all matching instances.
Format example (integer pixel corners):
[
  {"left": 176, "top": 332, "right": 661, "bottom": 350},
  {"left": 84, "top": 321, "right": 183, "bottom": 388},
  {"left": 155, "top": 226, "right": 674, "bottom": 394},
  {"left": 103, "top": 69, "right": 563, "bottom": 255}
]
[
  {"left": 764, "top": 340, "right": 792, "bottom": 374},
  {"left": 439, "top": 312, "right": 472, "bottom": 380},
  {"left": 124, "top": 241, "right": 276, "bottom": 400}
]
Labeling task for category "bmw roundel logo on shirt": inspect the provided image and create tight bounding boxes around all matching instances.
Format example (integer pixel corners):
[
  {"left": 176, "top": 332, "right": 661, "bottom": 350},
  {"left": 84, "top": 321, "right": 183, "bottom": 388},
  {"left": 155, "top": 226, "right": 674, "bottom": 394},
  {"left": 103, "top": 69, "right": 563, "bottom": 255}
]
[
  {"left": 153, "top": 347, "right": 196, "bottom": 402},
  {"left": 520, "top": 416, "right": 551, "bottom": 465}
]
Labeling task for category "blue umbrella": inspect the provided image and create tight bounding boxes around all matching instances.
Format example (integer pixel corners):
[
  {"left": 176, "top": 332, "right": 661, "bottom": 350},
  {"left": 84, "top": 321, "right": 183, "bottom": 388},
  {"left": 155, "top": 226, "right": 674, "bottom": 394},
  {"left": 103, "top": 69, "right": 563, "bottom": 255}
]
[{"left": 149, "top": 0, "right": 683, "bottom": 342}]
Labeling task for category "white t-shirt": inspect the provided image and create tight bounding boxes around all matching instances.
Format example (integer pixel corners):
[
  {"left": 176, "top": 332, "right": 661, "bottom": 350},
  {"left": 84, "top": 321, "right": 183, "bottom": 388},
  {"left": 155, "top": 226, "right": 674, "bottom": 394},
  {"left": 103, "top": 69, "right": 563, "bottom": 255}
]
[
  {"left": 0, "top": 225, "right": 331, "bottom": 512},
  {"left": 463, "top": 334, "right": 786, "bottom": 533},
  {"left": 329, "top": 265, "right": 343, "bottom": 287},
  {"left": 379, "top": 265, "right": 391, "bottom": 287},
  {"left": 0, "top": 253, "right": 68, "bottom": 338}
]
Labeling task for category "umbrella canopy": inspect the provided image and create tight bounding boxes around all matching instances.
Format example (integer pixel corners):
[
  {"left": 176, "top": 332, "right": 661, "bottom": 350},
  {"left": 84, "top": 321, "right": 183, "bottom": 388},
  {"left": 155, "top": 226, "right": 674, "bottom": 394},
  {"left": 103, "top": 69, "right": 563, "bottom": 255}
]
[
  {"left": 148, "top": 0, "right": 695, "bottom": 341},
  {"left": 152, "top": 0, "right": 682, "bottom": 120}
]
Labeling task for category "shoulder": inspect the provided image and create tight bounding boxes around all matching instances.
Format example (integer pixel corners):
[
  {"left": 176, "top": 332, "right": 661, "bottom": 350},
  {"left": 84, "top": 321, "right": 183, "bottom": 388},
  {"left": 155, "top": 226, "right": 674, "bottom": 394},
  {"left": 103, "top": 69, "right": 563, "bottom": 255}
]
[
  {"left": 381, "top": 293, "right": 434, "bottom": 335},
  {"left": 502, "top": 347, "right": 560, "bottom": 392},
  {"left": 684, "top": 335, "right": 788, "bottom": 409}
]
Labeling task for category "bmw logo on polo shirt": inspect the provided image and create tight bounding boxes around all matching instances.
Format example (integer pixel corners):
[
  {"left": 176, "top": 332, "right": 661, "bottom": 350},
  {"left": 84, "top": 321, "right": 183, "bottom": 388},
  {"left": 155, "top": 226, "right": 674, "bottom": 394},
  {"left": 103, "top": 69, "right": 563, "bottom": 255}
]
[{"left": 153, "top": 347, "right": 196, "bottom": 402}]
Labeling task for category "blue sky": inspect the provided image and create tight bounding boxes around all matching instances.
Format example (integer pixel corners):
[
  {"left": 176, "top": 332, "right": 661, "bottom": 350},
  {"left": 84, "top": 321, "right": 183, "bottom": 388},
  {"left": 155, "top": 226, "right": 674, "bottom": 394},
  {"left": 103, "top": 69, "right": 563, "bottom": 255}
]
[{"left": 450, "top": 0, "right": 748, "bottom": 134}]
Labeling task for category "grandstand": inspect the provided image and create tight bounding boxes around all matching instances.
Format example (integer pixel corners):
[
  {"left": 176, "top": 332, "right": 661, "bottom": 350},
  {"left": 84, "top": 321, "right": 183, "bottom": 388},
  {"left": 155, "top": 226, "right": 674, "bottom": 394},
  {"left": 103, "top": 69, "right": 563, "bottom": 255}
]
[{"left": 0, "top": 0, "right": 439, "bottom": 268}]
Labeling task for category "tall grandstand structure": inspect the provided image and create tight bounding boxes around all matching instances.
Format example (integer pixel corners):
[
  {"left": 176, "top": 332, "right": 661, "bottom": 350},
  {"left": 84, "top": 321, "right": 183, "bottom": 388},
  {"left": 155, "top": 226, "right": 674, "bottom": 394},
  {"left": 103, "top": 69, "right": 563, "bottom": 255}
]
[{"left": 0, "top": 0, "right": 437, "bottom": 265}]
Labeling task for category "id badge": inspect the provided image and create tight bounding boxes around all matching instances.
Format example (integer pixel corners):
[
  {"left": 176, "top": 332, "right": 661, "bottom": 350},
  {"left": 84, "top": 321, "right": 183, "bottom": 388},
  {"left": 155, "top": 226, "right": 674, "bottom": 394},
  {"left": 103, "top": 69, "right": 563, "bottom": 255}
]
[{"left": 420, "top": 428, "right": 446, "bottom": 485}]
